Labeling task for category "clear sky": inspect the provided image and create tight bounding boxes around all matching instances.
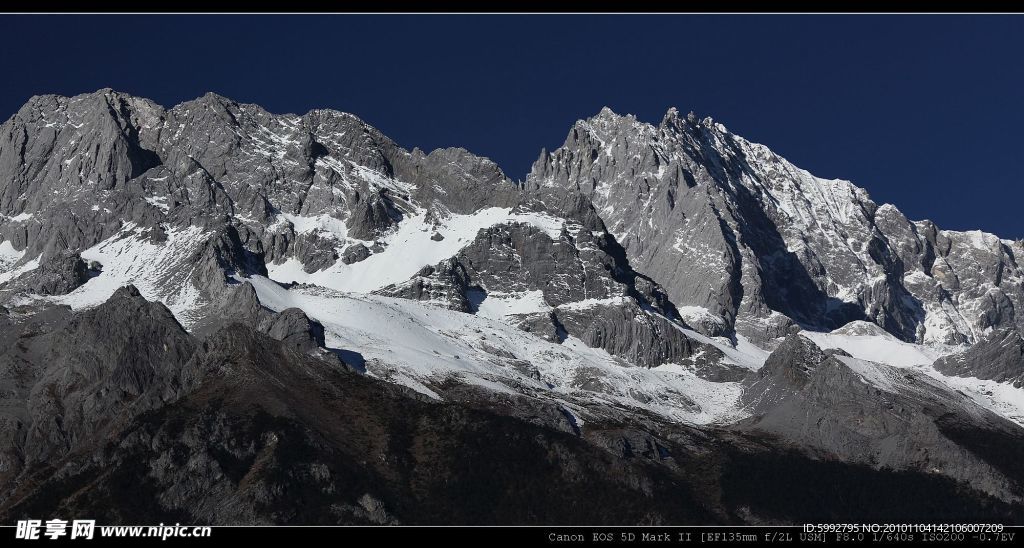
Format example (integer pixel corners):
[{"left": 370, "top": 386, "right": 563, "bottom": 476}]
[{"left": 1, "top": 14, "right": 1021, "bottom": 238}]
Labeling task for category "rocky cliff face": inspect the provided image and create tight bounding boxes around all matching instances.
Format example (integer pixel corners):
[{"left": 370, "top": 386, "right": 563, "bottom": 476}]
[
  {"left": 1, "top": 89, "right": 1023, "bottom": 523},
  {"left": 526, "top": 108, "right": 1024, "bottom": 347},
  {"left": 934, "top": 328, "right": 1024, "bottom": 387},
  {"left": 741, "top": 334, "right": 1024, "bottom": 502}
]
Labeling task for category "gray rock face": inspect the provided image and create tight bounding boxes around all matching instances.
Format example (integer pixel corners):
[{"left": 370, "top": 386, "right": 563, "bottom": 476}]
[
  {"left": 526, "top": 107, "right": 1024, "bottom": 346},
  {"left": 9, "top": 252, "right": 89, "bottom": 295},
  {"left": 376, "top": 259, "right": 475, "bottom": 311},
  {"left": 0, "top": 285, "right": 198, "bottom": 488},
  {"left": 188, "top": 279, "right": 344, "bottom": 369},
  {"left": 934, "top": 328, "right": 1024, "bottom": 387},
  {"left": 397, "top": 147, "right": 523, "bottom": 215},
  {"left": 347, "top": 190, "right": 404, "bottom": 241},
  {"left": 556, "top": 302, "right": 695, "bottom": 369},
  {"left": 257, "top": 307, "right": 326, "bottom": 353},
  {"left": 377, "top": 218, "right": 712, "bottom": 369},
  {"left": 741, "top": 334, "right": 828, "bottom": 413},
  {"left": 740, "top": 335, "right": 1024, "bottom": 501},
  {"left": 340, "top": 242, "right": 371, "bottom": 264},
  {"left": 456, "top": 220, "right": 654, "bottom": 308}
]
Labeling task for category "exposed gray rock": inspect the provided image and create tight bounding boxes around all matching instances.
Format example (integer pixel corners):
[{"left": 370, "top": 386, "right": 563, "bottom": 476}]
[
  {"left": 739, "top": 334, "right": 1024, "bottom": 501},
  {"left": 934, "top": 328, "right": 1024, "bottom": 387},
  {"left": 741, "top": 334, "right": 827, "bottom": 413},
  {"left": 515, "top": 312, "right": 565, "bottom": 343},
  {"left": 257, "top": 307, "right": 326, "bottom": 353},
  {"left": 291, "top": 231, "right": 339, "bottom": 273},
  {"left": 526, "top": 107, "right": 1024, "bottom": 346},
  {"left": 395, "top": 147, "right": 522, "bottom": 215},
  {"left": 341, "top": 243, "right": 371, "bottom": 265},
  {"left": 375, "top": 259, "right": 475, "bottom": 311},
  {"left": 347, "top": 190, "right": 403, "bottom": 241},
  {"left": 0, "top": 285, "right": 198, "bottom": 487},
  {"left": 556, "top": 302, "right": 695, "bottom": 369},
  {"left": 10, "top": 252, "right": 89, "bottom": 295}
]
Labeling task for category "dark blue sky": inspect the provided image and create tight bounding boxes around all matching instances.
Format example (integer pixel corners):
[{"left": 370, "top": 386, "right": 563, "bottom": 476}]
[{"left": 1, "top": 15, "right": 1021, "bottom": 237}]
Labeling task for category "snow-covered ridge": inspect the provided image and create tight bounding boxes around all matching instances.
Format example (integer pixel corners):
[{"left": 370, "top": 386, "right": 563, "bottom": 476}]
[{"left": 245, "top": 274, "right": 747, "bottom": 426}]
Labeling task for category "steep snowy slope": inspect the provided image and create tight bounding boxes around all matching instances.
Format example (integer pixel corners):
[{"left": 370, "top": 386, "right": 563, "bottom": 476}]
[{"left": 245, "top": 274, "right": 748, "bottom": 426}]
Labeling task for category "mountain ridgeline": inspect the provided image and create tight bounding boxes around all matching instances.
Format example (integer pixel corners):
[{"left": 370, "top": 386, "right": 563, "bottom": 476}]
[{"left": 0, "top": 89, "right": 1022, "bottom": 524}]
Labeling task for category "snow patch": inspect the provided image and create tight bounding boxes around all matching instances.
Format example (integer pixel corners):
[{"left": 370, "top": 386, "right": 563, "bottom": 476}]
[
  {"left": 509, "top": 211, "right": 565, "bottom": 238},
  {"left": 280, "top": 213, "right": 348, "bottom": 240},
  {"left": 555, "top": 296, "right": 628, "bottom": 311},
  {"left": 268, "top": 207, "right": 508, "bottom": 291},
  {"left": 0, "top": 241, "right": 38, "bottom": 285},
  {"left": 802, "top": 330, "right": 945, "bottom": 368},
  {"left": 53, "top": 224, "right": 209, "bottom": 326},
  {"left": 475, "top": 290, "right": 550, "bottom": 320},
  {"left": 835, "top": 355, "right": 898, "bottom": 392},
  {"left": 144, "top": 196, "right": 170, "bottom": 212}
]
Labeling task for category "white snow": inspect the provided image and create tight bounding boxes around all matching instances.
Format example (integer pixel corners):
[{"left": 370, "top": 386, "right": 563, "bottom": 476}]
[
  {"left": 555, "top": 296, "right": 628, "bottom": 311},
  {"left": 0, "top": 241, "right": 37, "bottom": 285},
  {"left": 924, "top": 372, "right": 1024, "bottom": 426},
  {"left": 265, "top": 207, "right": 568, "bottom": 291},
  {"left": 800, "top": 324, "right": 1024, "bottom": 426},
  {"left": 280, "top": 213, "right": 348, "bottom": 240},
  {"left": 0, "top": 240, "right": 25, "bottom": 266},
  {"left": 959, "top": 229, "right": 999, "bottom": 250},
  {"left": 244, "top": 275, "right": 746, "bottom": 425},
  {"left": 144, "top": 196, "right": 170, "bottom": 213},
  {"left": 475, "top": 290, "right": 550, "bottom": 320},
  {"left": 9, "top": 212, "right": 33, "bottom": 222},
  {"left": 266, "top": 257, "right": 309, "bottom": 281},
  {"left": 509, "top": 211, "right": 565, "bottom": 238},
  {"left": 801, "top": 329, "right": 945, "bottom": 368},
  {"left": 677, "top": 305, "right": 729, "bottom": 331},
  {"left": 53, "top": 224, "right": 209, "bottom": 326},
  {"left": 673, "top": 324, "right": 769, "bottom": 370}
]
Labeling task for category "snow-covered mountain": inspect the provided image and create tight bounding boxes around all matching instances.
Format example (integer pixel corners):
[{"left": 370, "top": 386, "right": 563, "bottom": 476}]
[{"left": 1, "top": 89, "right": 1023, "bottom": 523}]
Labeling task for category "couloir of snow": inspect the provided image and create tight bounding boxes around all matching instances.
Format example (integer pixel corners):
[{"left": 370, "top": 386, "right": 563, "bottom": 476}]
[{"left": 245, "top": 274, "right": 747, "bottom": 425}]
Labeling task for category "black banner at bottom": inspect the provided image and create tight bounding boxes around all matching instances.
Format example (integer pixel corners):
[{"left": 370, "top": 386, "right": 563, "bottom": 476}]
[{"left": 6, "top": 524, "right": 1024, "bottom": 545}]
